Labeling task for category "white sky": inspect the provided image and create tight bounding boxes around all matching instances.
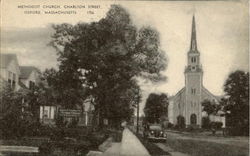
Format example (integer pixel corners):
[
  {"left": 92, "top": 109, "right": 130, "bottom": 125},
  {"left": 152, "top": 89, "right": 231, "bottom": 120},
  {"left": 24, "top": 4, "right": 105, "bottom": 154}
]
[{"left": 1, "top": 0, "right": 249, "bottom": 113}]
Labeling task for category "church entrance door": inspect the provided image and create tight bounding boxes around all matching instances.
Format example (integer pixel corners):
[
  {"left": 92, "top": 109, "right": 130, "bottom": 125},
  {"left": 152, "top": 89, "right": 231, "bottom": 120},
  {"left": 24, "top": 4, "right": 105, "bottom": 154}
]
[
  {"left": 190, "top": 114, "right": 197, "bottom": 125},
  {"left": 177, "top": 115, "right": 185, "bottom": 128}
]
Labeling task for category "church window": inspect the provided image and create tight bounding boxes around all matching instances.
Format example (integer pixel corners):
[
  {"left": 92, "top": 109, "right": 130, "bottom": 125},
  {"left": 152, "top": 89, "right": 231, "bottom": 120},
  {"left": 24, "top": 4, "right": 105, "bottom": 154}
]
[
  {"left": 191, "top": 57, "right": 196, "bottom": 63},
  {"left": 191, "top": 57, "right": 197, "bottom": 63},
  {"left": 191, "top": 88, "right": 196, "bottom": 95}
]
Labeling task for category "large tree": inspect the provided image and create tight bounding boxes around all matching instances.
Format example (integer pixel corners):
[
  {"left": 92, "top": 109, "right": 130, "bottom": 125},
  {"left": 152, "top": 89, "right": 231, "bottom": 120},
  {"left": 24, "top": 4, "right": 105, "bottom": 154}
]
[
  {"left": 222, "top": 70, "right": 249, "bottom": 135},
  {"left": 49, "top": 5, "right": 167, "bottom": 127},
  {"left": 201, "top": 99, "right": 221, "bottom": 129},
  {"left": 202, "top": 99, "right": 220, "bottom": 117},
  {"left": 41, "top": 68, "right": 87, "bottom": 109},
  {"left": 144, "top": 93, "right": 168, "bottom": 124}
]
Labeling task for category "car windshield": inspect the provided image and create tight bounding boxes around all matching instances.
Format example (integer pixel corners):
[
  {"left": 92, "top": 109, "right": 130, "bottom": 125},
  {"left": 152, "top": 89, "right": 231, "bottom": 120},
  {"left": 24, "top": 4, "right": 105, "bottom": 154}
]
[{"left": 149, "top": 125, "right": 162, "bottom": 130}]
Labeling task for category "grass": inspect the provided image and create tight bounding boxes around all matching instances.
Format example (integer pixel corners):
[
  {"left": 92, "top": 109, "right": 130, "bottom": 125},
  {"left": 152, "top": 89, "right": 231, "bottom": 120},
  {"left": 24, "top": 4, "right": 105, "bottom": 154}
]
[
  {"left": 1, "top": 152, "right": 40, "bottom": 156},
  {"left": 134, "top": 132, "right": 170, "bottom": 156},
  {"left": 166, "top": 136, "right": 249, "bottom": 156},
  {"left": 0, "top": 138, "right": 50, "bottom": 147},
  {"left": 0, "top": 128, "right": 109, "bottom": 156}
]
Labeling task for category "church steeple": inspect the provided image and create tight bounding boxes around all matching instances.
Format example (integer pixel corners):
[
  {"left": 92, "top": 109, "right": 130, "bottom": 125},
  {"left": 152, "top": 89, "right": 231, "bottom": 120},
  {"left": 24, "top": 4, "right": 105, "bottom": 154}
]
[
  {"left": 185, "top": 15, "right": 202, "bottom": 73},
  {"left": 190, "top": 15, "right": 198, "bottom": 52}
]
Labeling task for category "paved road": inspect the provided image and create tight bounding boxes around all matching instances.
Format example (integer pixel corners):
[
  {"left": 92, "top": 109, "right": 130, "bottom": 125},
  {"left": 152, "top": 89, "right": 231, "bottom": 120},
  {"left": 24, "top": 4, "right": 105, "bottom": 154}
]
[{"left": 154, "top": 130, "right": 249, "bottom": 156}]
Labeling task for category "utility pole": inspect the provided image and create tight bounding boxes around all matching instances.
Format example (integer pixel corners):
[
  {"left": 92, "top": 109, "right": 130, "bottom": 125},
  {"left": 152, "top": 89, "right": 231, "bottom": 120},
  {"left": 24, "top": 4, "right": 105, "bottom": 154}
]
[{"left": 136, "top": 95, "right": 140, "bottom": 135}]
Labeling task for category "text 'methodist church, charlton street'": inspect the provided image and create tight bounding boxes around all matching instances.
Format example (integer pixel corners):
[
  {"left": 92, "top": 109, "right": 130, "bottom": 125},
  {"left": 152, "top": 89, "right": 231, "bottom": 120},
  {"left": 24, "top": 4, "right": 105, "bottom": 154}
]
[{"left": 168, "top": 16, "right": 225, "bottom": 128}]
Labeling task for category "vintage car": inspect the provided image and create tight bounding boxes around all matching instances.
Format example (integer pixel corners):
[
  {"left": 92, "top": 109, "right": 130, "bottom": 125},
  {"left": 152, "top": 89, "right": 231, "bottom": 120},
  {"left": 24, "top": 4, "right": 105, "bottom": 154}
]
[{"left": 143, "top": 124, "right": 167, "bottom": 142}]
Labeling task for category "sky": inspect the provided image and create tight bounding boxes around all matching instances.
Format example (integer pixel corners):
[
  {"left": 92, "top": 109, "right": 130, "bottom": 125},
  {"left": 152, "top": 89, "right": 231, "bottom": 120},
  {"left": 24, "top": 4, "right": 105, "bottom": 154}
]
[{"left": 1, "top": 0, "right": 249, "bottom": 113}]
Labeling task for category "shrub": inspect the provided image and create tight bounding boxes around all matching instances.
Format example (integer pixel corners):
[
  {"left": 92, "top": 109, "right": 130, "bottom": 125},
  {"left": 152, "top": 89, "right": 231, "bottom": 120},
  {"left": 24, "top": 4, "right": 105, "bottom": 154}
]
[
  {"left": 50, "top": 128, "right": 65, "bottom": 141},
  {"left": 176, "top": 116, "right": 185, "bottom": 129},
  {"left": 39, "top": 142, "right": 53, "bottom": 154},
  {"left": 201, "top": 117, "right": 210, "bottom": 129},
  {"left": 167, "top": 122, "right": 174, "bottom": 128},
  {"left": 210, "top": 121, "right": 223, "bottom": 130},
  {"left": 185, "top": 126, "right": 194, "bottom": 132},
  {"left": 55, "top": 116, "right": 67, "bottom": 128},
  {"left": 68, "top": 118, "right": 79, "bottom": 128},
  {"left": 227, "top": 126, "right": 249, "bottom": 136},
  {"left": 0, "top": 115, "right": 28, "bottom": 139}
]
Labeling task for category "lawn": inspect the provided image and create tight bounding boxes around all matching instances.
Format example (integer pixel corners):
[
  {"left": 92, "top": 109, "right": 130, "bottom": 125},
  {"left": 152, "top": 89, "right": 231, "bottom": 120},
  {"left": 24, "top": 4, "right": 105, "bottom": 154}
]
[
  {"left": 0, "top": 127, "right": 109, "bottom": 156},
  {"left": 134, "top": 132, "right": 170, "bottom": 156},
  {"left": 166, "top": 136, "right": 249, "bottom": 156},
  {"left": 0, "top": 137, "right": 50, "bottom": 147}
]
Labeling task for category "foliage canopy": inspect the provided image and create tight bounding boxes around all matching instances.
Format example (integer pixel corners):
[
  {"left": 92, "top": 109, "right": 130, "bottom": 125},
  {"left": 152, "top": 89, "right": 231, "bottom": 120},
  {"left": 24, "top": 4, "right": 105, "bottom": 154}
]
[
  {"left": 49, "top": 5, "right": 168, "bottom": 127},
  {"left": 144, "top": 93, "right": 168, "bottom": 123}
]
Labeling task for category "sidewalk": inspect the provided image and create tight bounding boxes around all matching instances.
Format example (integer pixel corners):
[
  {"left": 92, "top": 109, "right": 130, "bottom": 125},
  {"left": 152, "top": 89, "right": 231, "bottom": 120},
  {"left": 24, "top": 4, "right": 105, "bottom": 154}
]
[
  {"left": 0, "top": 146, "right": 38, "bottom": 153},
  {"left": 102, "top": 128, "right": 150, "bottom": 156}
]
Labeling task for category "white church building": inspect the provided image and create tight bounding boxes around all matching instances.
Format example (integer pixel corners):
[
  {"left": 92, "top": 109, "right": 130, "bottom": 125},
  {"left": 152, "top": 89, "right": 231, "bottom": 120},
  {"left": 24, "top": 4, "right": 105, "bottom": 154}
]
[{"left": 168, "top": 16, "right": 225, "bottom": 128}]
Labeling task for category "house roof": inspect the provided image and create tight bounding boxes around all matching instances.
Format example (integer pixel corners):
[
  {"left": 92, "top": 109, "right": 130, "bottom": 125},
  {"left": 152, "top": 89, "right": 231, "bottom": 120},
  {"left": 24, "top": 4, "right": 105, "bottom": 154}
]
[
  {"left": 19, "top": 66, "right": 40, "bottom": 79},
  {"left": 18, "top": 80, "right": 28, "bottom": 89},
  {"left": 0, "top": 53, "right": 18, "bottom": 68}
]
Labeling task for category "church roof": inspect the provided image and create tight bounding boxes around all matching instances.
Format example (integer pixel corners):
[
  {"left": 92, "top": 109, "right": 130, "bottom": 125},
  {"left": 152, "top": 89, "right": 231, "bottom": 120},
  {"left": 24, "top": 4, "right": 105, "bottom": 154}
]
[
  {"left": 170, "top": 87, "right": 185, "bottom": 101},
  {"left": 202, "top": 87, "right": 220, "bottom": 102}
]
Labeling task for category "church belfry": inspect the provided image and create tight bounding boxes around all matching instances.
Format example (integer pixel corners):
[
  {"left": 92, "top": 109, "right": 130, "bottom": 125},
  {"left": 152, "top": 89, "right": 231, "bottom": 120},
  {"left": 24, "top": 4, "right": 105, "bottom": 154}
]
[{"left": 186, "top": 15, "right": 202, "bottom": 73}]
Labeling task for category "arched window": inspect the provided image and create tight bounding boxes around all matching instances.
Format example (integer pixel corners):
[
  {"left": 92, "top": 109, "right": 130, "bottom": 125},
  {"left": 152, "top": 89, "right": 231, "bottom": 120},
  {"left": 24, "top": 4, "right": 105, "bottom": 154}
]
[{"left": 190, "top": 114, "right": 197, "bottom": 125}]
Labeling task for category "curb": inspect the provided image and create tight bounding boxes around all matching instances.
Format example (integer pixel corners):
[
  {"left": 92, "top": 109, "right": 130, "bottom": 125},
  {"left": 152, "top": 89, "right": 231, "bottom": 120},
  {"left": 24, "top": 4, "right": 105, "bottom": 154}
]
[
  {"left": 86, "top": 136, "right": 113, "bottom": 156},
  {"left": 98, "top": 137, "right": 113, "bottom": 152}
]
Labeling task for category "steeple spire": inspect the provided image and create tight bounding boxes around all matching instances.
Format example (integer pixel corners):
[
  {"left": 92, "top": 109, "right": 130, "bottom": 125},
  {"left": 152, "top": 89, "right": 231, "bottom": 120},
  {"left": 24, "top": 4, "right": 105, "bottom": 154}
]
[{"left": 190, "top": 15, "right": 198, "bottom": 51}]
